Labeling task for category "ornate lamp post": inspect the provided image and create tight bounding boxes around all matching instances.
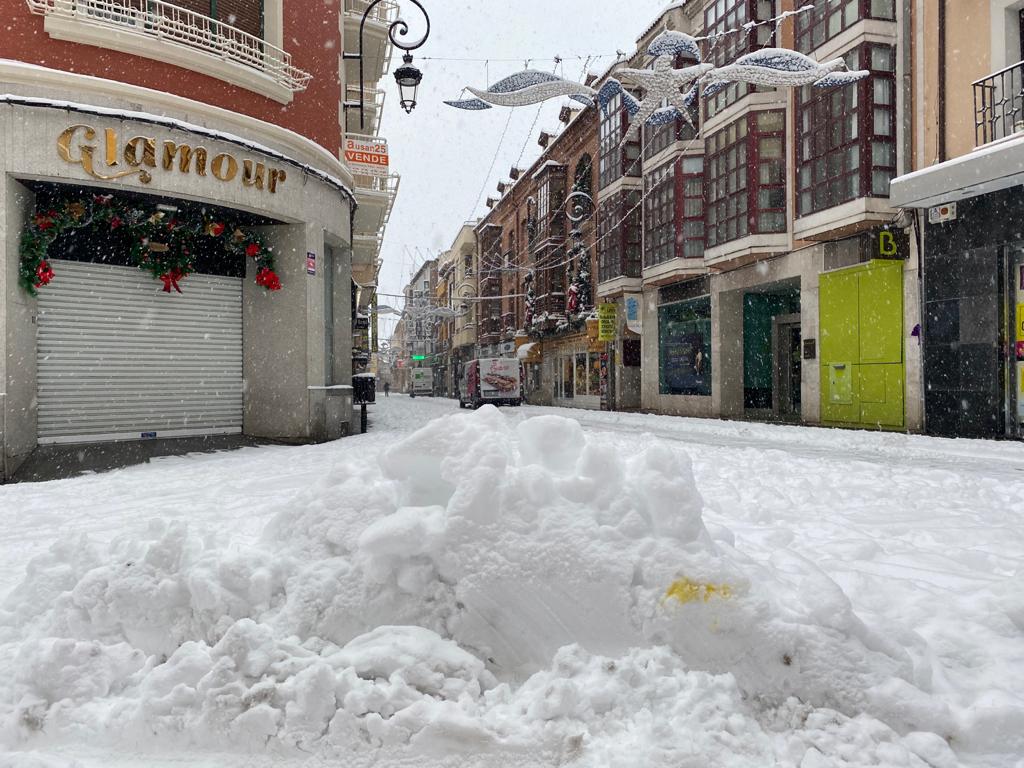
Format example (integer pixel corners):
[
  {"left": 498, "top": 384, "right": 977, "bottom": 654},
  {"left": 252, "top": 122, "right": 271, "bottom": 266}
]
[{"left": 344, "top": 0, "right": 431, "bottom": 130}]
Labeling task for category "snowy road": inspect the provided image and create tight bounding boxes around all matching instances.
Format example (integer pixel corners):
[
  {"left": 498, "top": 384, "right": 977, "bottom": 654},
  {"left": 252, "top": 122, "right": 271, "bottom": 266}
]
[{"left": 1, "top": 396, "right": 1023, "bottom": 768}]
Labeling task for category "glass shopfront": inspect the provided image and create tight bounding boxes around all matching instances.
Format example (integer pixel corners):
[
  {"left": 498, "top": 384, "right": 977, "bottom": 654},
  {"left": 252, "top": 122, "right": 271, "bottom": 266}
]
[
  {"left": 553, "top": 348, "right": 603, "bottom": 405},
  {"left": 658, "top": 295, "right": 712, "bottom": 396}
]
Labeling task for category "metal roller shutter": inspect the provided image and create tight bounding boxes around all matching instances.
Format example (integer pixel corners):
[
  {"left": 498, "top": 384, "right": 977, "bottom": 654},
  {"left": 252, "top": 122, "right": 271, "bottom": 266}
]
[{"left": 37, "top": 260, "right": 243, "bottom": 444}]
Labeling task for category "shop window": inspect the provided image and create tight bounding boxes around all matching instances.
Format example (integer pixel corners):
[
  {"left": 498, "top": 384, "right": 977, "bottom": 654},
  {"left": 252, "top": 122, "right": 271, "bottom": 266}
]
[
  {"left": 796, "top": 44, "right": 896, "bottom": 217},
  {"left": 599, "top": 92, "right": 642, "bottom": 189},
  {"left": 623, "top": 338, "right": 642, "bottom": 367},
  {"left": 794, "top": 0, "right": 895, "bottom": 54},
  {"left": 704, "top": 0, "right": 777, "bottom": 119},
  {"left": 706, "top": 111, "right": 786, "bottom": 248},
  {"left": 659, "top": 296, "right": 712, "bottom": 396}
]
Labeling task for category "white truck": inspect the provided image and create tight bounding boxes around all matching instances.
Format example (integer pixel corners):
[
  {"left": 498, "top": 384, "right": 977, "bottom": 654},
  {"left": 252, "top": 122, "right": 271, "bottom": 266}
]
[
  {"left": 410, "top": 367, "right": 433, "bottom": 397},
  {"left": 459, "top": 358, "right": 522, "bottom": 408}
]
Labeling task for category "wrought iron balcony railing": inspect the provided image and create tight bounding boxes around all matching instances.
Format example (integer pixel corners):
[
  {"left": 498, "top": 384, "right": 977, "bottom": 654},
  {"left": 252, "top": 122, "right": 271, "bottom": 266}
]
[
  {"left": 25, "top": 0, "right": 312, "bottom": 93},
  {"left": 974, "top": 60, "right": 1024, "bottom": 146}
]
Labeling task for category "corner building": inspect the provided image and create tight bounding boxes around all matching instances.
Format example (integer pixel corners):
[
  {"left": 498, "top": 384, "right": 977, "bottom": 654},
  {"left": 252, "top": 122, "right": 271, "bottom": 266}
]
[{"left": 0, "top": 0, "right": 396, "bottom": 479}]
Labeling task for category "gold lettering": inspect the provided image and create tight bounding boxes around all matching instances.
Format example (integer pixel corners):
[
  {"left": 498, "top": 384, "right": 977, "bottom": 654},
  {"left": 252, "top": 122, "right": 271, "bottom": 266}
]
[
  {"left": 163, "top": 142, "right": 208, "bottom": 175},
  {"left": 57, "top": 124, "right": 147, "bottom": 183},
  {"left": 268, "top": 168, "right": 287, "bottom": 193},
  {"left": 211, "top": 153, "right": 239, "bottom": 182},
  {"left": 104, "top": 128, "right": 118, "bottom": 167},
  {"left": 242, "top": 159, "right": 265, "bottom": 190},
  {"left": 124, "top": 137, "right": 157, "bottom": 169}
]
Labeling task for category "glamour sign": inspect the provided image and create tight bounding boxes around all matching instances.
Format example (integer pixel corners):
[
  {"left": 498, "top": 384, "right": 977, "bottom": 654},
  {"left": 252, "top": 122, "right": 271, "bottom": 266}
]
[
  {"left": 343, "top": 136, "right": 389, "bottom": 178},
  {"left": 57, "top": 124, "right": 288, "bottom": 193}
]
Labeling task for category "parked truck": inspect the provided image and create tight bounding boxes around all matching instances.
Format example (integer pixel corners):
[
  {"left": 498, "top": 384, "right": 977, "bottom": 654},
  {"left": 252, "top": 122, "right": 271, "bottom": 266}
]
[
  {"left": 459, "top": 358, "right": 522, "bottom": 409},
  {"left": 410, "top": 367, "right": 433, "bottom": 398}
]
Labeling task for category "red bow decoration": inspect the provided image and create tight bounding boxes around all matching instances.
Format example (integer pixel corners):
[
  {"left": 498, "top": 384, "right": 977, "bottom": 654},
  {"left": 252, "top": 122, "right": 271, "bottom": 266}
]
[
  {"left": 207, "top": 222, "right": 226, "bottom": 237},
  {"left": 245, "top": 242, "right": 261, "bottom": 258},
  {"left": 34, "top": 213, "right": 55, "bottom": 231},
  {"left": 34, "top": 260, "right": 55, "bottom": 288},
  {"left": 256, "top": 267, "right": 282, "bottom": 291},
  {"left": 110, "top": 215, "right": 123, "bottom": 229},
  {"left": 160, "top": 267, "right": 185, "bottom": 293}
]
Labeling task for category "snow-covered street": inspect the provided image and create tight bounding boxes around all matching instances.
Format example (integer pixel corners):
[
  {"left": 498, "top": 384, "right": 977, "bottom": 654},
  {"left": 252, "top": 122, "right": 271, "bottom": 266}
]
[{"left": 2, "top": 397, "right": 1023, "bottom": 768}]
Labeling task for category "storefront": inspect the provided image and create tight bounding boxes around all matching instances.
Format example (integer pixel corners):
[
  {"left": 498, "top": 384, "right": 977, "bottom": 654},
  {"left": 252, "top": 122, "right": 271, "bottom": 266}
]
[
  {"left": 1, "top": 89, "right": 356, "bottom": 479},
  {"left": 891, "top": 150, "right": 1023, "bottom": 439},
  {"left": 529, "top": 332, "right": 604, "bottom": 411}
]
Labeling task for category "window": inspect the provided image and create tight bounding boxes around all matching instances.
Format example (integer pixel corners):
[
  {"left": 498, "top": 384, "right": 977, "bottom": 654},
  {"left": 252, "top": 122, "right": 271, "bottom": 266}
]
[
  {"left": 574, "top": 154, "right": 594, "bottom": 199},
  {"left": 176, "top": 0, "right": 265, "bottom": 38},
  {"left": 680, "top": 157, "right": 706, "bottom": 258},
  {"left": 796, "top": 44, "right": 896, "bottom": 216},
  {"left": 644, "top": 161, "right": 676, "bottom": 267},
  {"left": 598, "top": 190, "right": 642, "bottom": 282},
  {"left": 706, "top": 111, "right": 786, "bottom": 248},
  {"left": 704, "top": 0, "right": 777, "bottom": 118},
  {"left": 794, "top": 0, "right": 895, "bottom": 53},
  {"left": 534, "top": 167, "right": 566, "bottom": 241},
  {"left": 599, "top": 92, "right": 642, "bottom": 189},
  {"left": 658, "top": 296, "right": 712, "bottom": 396}
]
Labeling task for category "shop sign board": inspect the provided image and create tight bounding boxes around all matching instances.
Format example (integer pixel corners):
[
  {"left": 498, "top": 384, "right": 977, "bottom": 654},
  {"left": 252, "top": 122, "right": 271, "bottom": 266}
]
[
  {"left": 57, "top": 124, "right": 288, "bottom": 192},
  {"left": 624, "top": 294, "right": 642, "bottom": 334},
  {"left": 928, "top": 202, "right": 957, "bottom": 224},
  {"left": 344, "top": 136, "right": 389, "bottom": 178},
  {"left": 597, "top": 303, "right": 617, "bottom": 341},
  {"left": 306, "top": 252, "right": 316, "bottom": 276}
]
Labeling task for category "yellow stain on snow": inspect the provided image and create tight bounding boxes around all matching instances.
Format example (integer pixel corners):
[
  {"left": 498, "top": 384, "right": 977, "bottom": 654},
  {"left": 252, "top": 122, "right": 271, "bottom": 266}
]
[{"left": 663, "top": 578, "right": 733, "bottom": 605}]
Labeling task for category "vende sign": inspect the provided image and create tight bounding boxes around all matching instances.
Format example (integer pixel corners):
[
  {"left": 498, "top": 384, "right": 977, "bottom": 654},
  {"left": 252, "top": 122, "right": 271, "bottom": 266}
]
[{"left": 344, "top": 137, "right": 389, "bottom": 178}]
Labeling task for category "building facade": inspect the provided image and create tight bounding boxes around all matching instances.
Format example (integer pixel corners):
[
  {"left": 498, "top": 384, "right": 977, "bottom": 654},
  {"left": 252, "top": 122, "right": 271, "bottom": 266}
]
[
  {"left": 592, "top": 0, "right": 919, "bottom": 431},
  {"left": 890, "top": 0, "right": 1024, "bottom": 440},
  {"left": 0, "top": 0, "right": 401, "bottom": 480}
]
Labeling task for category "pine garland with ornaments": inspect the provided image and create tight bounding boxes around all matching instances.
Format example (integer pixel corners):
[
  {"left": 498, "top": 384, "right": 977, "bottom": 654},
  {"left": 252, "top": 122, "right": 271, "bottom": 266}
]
[{"left": 19, "top": 192, "right": 281, "bottom": 296}]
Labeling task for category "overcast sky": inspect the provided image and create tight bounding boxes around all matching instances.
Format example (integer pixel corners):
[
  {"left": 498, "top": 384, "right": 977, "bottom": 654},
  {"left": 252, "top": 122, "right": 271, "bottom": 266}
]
[{"left": 373, "top": 0, "right": 669, "bottom": 339}]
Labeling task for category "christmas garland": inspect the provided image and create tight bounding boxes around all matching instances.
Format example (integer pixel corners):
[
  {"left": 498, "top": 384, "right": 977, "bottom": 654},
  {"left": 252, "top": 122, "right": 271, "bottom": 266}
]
[{"left": 19, "top": 193, "right": 282, "bottom": 296}]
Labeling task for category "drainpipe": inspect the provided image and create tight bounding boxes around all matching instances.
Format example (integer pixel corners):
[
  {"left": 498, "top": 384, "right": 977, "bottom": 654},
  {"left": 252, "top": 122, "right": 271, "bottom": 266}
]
[
  {"left": 902, "top": 0, "right": 914, "bottom": 174},
  {"left": 938, "top": 0, "right": 947, "bottom": 162}
]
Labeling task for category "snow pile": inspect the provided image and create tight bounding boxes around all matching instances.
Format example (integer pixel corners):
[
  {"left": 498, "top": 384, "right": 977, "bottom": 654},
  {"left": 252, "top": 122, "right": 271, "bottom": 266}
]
[{"left": 0, "top": 407, "right": 983, "bottom": 764}]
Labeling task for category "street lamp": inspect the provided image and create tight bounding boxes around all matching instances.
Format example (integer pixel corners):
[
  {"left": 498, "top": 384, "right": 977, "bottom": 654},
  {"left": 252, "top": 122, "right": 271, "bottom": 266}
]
[
  {"left": 393, "top": 53, "right": 423, "bottom": 114},
  {"left": 344, "top": 1, "right": 431, "bottom": 130}
]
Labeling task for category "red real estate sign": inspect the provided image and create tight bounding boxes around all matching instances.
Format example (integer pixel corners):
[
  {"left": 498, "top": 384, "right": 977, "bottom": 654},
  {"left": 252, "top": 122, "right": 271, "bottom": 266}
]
[{"left": 344, "top": 137, "right": 389, "bottom": 178}]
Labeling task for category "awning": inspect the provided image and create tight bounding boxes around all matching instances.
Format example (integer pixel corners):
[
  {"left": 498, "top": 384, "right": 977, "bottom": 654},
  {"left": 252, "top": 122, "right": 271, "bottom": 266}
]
[{"left": 516, "top": 342, "right": 541, "bottom": 362}]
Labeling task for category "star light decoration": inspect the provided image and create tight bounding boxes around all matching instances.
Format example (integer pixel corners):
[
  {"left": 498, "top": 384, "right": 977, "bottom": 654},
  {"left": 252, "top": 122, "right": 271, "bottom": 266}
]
[
  {"left": 598, "top": 31, "right": 713, "bottom": 142},
  {"left": 445, "top": 70, "right": 596, "bottom": 110},
  {"left": 700, "top": 48, "right": 869, "bottom": 97}
]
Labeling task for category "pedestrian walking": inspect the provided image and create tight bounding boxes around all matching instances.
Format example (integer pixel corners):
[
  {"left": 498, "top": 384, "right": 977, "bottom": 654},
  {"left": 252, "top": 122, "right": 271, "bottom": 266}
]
[{"left": 384, "top": 381, "right": 390, "bottom": 397}]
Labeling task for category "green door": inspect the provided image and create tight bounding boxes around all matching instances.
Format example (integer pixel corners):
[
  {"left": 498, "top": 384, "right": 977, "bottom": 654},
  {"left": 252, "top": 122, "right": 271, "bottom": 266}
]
[{"left": 819, "top": 260, "right": 904, "bottom": 429}]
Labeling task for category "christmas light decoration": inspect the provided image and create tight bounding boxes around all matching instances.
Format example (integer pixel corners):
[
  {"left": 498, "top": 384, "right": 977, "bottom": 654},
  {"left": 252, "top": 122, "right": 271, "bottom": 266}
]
[
  {"left": 700, "top": 48, "right": 869, "bottom": 97},
  {"left": 445, "top": 70, "right": 596, "bottom": 110}
]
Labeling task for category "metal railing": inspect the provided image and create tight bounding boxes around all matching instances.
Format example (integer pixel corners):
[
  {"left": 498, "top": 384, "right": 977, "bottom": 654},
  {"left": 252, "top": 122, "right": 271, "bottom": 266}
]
[
  {"left": 25, "top": 0, "right": 311, "bottom": 92},
  {"left": 344, "top": 85, "right": 386, "bottom": 135},
  {"left": 344, "top": 0, "right": 398, "bottom": 25},
  {"left": 974, "top": 60, "right": 1024, "bottom": 146}
]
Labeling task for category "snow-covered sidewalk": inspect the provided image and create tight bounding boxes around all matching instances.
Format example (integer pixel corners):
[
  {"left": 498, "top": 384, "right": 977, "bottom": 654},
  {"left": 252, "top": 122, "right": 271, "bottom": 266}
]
[{"left": 1, "top": 396, "right": 1022, "bottom": 768}]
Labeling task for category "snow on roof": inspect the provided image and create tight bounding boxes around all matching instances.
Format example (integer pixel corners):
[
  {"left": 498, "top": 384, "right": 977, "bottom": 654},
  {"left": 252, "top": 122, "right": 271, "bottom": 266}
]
[
  {"left": 0, "top": 89, "right": 355, "bottom": 205},
  {"left": 531, "top": 160, "right": 567, "bottom": 179},
  {"left": 638, "top": 2, "right": 689, "bottom": 42}
]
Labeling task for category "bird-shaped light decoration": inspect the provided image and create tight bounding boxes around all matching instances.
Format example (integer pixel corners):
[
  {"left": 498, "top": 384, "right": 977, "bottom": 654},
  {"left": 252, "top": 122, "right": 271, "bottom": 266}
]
[
  {"left": 699, "top": 48, "right": 869, "bottom": 97},
  {"left": 445, "top": 70, "right": 596, "bottom": 110},
  {"left": 597, "top": 30, "right": 713, "bottom": 143}
]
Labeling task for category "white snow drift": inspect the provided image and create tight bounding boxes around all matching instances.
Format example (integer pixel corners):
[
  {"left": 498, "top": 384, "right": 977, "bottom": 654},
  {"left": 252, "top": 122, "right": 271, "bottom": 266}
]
[{"left": 0, "top": 405, "right": 1010, "bottom": 766}]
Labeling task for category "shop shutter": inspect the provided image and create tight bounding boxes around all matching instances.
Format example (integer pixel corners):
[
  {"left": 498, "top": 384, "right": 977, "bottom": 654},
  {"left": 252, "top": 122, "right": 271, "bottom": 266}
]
[{"left": 36, "top": 260, "right": 243, "bottom": 444}]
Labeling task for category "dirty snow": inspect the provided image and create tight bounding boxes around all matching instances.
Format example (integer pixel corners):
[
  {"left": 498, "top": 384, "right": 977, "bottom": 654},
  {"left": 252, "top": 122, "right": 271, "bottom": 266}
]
[{"left": 0, "top": 396, "right": 1022, "bottom": 768}]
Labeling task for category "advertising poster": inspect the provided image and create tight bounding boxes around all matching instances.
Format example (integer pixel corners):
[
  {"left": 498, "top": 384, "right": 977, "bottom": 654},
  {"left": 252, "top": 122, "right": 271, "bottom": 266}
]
[
  {"left": 480, "top": 358, "right": 519, "bottom": 398},
  {"left": 662, "top": 332, "right": 710, "bottom": 395},
  {"left": 598, "top": 303, "right": 617, "bottom": 341},
  {"left": 624, "top": 294, "right": 642, "bottom": 335},
  {"left": 600, "top": 352, "right": 609, "bottom": 409}
]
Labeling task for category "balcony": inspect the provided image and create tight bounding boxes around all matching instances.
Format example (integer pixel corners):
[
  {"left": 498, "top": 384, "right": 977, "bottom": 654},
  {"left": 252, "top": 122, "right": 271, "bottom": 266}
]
[
  {"left": 974, "top": 61, "right": 1024, "bottom": 146},
  {"left": 343, "top": 84, "right": 386, "bottom": 135},
  {"left": 25, "top": 0, "right": 311, "bottom": 101},
  {"left": 343, "top": 0, "right": 396, "bottom": 86}
]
